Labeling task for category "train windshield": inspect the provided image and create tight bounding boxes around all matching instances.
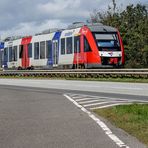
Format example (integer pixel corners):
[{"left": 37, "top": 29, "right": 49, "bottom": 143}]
[{"left": 94, "top": 33, "right": 121, "bottom": 51}]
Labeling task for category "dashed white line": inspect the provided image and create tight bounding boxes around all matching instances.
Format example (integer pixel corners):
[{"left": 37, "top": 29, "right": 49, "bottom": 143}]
[
  {"left": 83, "top": 100, "right": 130, "bottom": 107},
  {"left": 89, "top": 103, "right": 133, "bottom": 110},
  {"left": 79, "top": 99, "right": 102, "bottom": 104},
  {"left": 83, "top": 101, "right": 109, "bottom": 107},
  {"left": 72, "top": 96, "right": 84, "bottom": 99},
  {"left": 64, "top": 94, "right": 130, "bottom": 148},
  {"left": 75, "top": 98, "right": 96, "bottom": 102}
]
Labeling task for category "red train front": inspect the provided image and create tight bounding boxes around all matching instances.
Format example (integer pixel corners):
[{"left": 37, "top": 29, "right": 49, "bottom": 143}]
[
  {"left": 59, "top": 23, "right": 124, "bottom": 69},
  {"left": 70, "top": 23, "right": 124, "bottom": 68}
]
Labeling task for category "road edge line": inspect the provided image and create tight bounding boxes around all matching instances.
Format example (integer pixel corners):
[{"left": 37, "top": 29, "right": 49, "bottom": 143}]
[{"left": 64, "top": 94, "right": 130, "bottom": 148}]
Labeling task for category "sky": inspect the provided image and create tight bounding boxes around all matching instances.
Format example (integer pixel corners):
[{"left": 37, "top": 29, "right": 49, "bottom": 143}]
[{"left": 0, "top": 0, "right": 147, "bottom": 39}]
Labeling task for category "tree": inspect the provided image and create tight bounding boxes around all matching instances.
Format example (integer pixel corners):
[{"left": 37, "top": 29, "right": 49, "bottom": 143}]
[{"left": 90, "top": 1, "right": 148, "bottom": 68}]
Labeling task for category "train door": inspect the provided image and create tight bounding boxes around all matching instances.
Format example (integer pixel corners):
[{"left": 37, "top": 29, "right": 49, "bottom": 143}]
[
  {"left": 52, "top": 40, "right": 58, "bottom": 67},
  {"left": 52, "top": 32, "right": 61, "bottom": 68},
  {"left": 20, "top": 37, "right": 32, "bottom": 69},
  {"left": 19, "top": 45, "right": 29, "bottom": 69}
]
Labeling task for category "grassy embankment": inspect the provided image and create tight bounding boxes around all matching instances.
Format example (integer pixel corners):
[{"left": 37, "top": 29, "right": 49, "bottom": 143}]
[{"left": 93, "top": 104, "right": 148, "bottom": 146}]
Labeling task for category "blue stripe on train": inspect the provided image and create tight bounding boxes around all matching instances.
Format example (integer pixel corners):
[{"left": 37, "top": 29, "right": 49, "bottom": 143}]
[
  {"left": 52, "top": 32, "right": 61, "bottom": 41},
  {"left": 0, "top": 42, "right": 4, "bottom": 49},
  {"left": 47, "top": 31, "right": 61, "bottom": 66},
  {"left": 0, "top": 42, "right": 6, "bottom": 68}
]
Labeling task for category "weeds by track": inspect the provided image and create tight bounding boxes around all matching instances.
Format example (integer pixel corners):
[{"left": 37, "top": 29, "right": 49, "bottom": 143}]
[{"left": 0, "top": 69, "right": 148, "bottom": 79}]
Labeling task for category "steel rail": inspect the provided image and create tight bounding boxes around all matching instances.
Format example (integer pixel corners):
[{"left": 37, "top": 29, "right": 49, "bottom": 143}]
[
  {"left": 0, "top": 69, "right": 148, "bottom": 79},
  {"left": 1, "top": 71, "right": 148, "bottom": 74},
  {"left": 1, "top": 68, "right": 148, "bottom": 73}
]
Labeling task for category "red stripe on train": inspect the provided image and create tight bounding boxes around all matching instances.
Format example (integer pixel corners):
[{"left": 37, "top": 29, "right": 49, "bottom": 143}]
[
  {"left": 117, "top": 31, "right": 125, "bottom": 65},
  {"left": 21, "top": 36, "right": 32, "bottom": 68}
]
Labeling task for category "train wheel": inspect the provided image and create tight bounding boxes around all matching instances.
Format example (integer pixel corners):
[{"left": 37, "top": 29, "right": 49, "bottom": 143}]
[
  {"left": 30, "top": 65, "right": 34, "bottom": 70},
  {"left": 72, "top": 64, "right": 77, "bottom": 69},
  {"left": 81, "top": 64, "right": 85, "bottom": 69},
  {"left": 17, "top": 66, "right": 22, "bottom": 70}
]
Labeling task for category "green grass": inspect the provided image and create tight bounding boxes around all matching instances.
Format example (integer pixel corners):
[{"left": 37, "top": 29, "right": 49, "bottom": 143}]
[{"left": 93, "top": 104, "right": 148, "bottom": 146}]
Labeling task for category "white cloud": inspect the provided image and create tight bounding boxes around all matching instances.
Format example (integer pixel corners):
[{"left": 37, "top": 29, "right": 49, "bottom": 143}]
[
  {"left": 37, "top": 0, "right": 89, "bottom": 18},
  {"left": 0, "top": 20, "right": 67, "bottom": 39},
  {"left": 38, "top": 0, "right": 81, "bottom": 13},
  {"left": 0, "top": 0, "right": 147, "bottom": 39}
]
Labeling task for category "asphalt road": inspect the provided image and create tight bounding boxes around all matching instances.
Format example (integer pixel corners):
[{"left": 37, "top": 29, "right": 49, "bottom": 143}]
[
  {"left": 0, "top": 84, "right": 147, "bottom": 148},
  {"left": 0, "top": 79, "right": 148, "bottom": 97},
  {"left": 0, "top": 85, "right": 120, "bottom": 148}
]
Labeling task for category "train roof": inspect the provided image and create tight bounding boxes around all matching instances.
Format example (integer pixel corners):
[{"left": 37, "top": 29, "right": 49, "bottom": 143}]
[
  {"left": 2, "top": 22, "right": 117, "bottom": 43},
  {"left": 35, "top": 28, "right": 63, "bottom": 35},
  {"left": 88, "top": 25, "right": 117, "bottom": 32},
  {"left": 4, "top": 36, "right": 23, "bottom": 42},
  {"left": 67, "top": 22, "right": 117, "bottom": 32}
]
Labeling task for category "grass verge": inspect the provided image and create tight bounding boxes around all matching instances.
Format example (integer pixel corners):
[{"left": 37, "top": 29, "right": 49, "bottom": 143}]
[{"left": 93, "top": 104, "right": 148, "bottom": 146}]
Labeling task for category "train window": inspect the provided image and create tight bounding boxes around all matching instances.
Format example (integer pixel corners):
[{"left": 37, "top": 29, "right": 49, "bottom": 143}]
[
  {"left": 19, "top": 45, "right": 23, "bottom": 58},
  {"left": 66, "top": 37, "right": 72, "bottom": 54},
  {"left": 84, "top": 37, "right": 92, "bottom": 52},
  {"left": 40, "top": 41, "right": 45, "bottom": 59},
  {"left": 13, "top": 46, "right": 17, "bottom": 61},
  {"left": 34, "top": 42, "right": 39, "bottom": 59},
  {"left": 61, "top": 38, "right": 65, "bottom": 55},
  {"left": 4, "top": 48, "right": 8, "bottom": 61},
  {"left": 9, "top": 47, "right": 12, "bottom": 62},
  {"left": 1, "top": 50, "right": 4, "bottom": 65},
  {"left": 74, "top": 36, "right": 80, "bottom": 53},
  {"left": 28, "top": 43, "right": 32, "bottom": 58},
  {"left": 46, "top": 40, "right": 52, "bottom": 58},
  {"left": 94, "top": 33, "right": 120, "bottom": 51}
]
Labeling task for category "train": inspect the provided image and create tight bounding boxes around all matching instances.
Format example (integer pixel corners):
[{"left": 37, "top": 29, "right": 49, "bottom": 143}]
[{"left": 0, "top": 22, "right": 124, "bottom": 70}]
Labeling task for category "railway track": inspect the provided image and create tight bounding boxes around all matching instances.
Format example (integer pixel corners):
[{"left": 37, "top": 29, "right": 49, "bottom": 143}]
[{"left": 0, "top": 69, "right": 148, "bottom": 79}]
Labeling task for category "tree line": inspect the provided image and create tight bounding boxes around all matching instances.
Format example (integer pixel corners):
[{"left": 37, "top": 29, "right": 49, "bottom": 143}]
[{"left": 89, "top": 1, "right": 148, "bottom": 68}]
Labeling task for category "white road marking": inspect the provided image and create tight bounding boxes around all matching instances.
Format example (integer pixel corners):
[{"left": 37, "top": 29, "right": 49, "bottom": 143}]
[
  {"left": 79, "top": 99, "right": 102, "bottom": 104},
  {"left": 75, "top": 95, "right": 129, "bottom": 102},
  {"left": 68, "top": 93, "right": 101, "bottom": 98},
  {"left": 64, "top": 94, "right": 130, "bottom": 148},
  {"left": 89, "top": 103, "right": 133, "bottom": 110},
  {"left": 84, "top": 100, "right": 129, "bottom": 107},
  {"left": 83, "top": 101, "right": 109, "bottom": 107},
  {"left": 76, "top": 96, "right": 125, "bottom": 102},
  {"left": 69, "top": 94, "right": 79, "bottom": 97},
  {"left": 75, "top": 98, "right": 96, "bottom": 102},
  {"left": 69, "top": 93, "right": 148, "bottom": 103},
  {"left": 72, "top": 96, "right": 85, "bottom": 99}
]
